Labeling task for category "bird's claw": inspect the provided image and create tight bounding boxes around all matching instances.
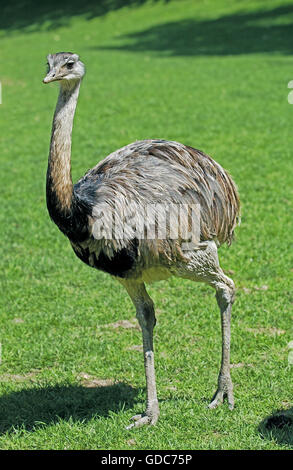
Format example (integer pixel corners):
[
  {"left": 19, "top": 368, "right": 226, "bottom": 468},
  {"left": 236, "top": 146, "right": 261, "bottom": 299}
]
[
  {"left": 208, "top": 374, "right": 234, "bottom": 410},
  {"left": 126, "top": 408, "right": 159, "bottom": 430},
  {"left": 126, "top": 414, "right": 151, "bottom": 430}
]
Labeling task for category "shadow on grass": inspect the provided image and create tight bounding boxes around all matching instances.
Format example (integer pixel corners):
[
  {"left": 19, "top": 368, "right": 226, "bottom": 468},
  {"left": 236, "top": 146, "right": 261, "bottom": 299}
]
[
  {"left": 0, "top": 382, "right": 139, "bottom": 434},
  {"left": 0, "top": 0, "right": 169, "bottom": 34},
  {"left": 259, "top": 407, "right": 293, "bottom": 447},
  {"left": 93, "top": 4, "right": 293, "bottom": 56},
  {"left": 2, "top": 2, "right": 293, "bottom": 57}
]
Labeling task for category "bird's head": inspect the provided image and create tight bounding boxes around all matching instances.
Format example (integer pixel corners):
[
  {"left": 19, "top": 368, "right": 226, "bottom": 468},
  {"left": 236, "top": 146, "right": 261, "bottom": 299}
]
[{"left": 43, "top": 52, "right": 85, "bottom": 85}]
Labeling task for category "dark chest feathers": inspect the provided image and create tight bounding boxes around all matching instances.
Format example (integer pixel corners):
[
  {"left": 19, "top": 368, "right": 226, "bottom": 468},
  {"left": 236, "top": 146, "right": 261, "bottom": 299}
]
[
  {"left": 71, "top": 177, "right": 139, "bottom": 277},
  {"left": 71, "top": 239, "right": 139, "bottom": 278}
]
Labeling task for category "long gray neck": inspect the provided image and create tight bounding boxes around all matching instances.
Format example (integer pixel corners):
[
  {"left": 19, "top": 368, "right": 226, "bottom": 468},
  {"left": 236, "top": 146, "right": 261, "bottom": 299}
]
[{"left": 46, "top": 80, "right": 81, "bottom": 222}]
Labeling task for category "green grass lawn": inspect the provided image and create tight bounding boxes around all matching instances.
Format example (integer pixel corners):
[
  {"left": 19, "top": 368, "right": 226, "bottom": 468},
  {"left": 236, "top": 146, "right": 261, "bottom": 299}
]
[{"left": 0, "top": 0, "right": 293, "bottom": 450}]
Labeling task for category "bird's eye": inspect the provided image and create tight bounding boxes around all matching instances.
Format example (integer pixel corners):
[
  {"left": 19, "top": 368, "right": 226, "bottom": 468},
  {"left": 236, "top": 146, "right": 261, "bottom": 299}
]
[{"left": 67, "top": 61, "right": 74, "bottom": 69}]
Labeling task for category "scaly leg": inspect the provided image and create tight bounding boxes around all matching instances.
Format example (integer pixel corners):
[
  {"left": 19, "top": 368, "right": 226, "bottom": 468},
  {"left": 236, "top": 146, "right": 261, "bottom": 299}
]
[
  {"left": 121, "top": 280, "right": 159, "bottom": 429},
  {"left": 183, "top": 241, "right": 235, "bottom": 410},
  {"left": 209, "top": 283, "right": 235, "bottom": 410}
]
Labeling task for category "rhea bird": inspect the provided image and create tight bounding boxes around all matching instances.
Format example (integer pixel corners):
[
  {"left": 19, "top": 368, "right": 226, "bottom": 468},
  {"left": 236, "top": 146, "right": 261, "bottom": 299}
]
[{"left": 43, "top": 52, "right": 240, "bottom": 429}]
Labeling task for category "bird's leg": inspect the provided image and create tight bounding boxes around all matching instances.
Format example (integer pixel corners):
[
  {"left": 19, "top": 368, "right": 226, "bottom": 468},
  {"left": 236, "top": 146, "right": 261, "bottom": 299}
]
[
  {"left": 129, "top": 301, "right": 159, "bottom": 428},
  {"left": 209, "top": 282, "right": 235, "bottom": 410},
  {"left": 184, "top": 241, "right": 235, "bottom": 410},
  {"left": 121, "top": 280, "right": 159, "bottom": 429}
]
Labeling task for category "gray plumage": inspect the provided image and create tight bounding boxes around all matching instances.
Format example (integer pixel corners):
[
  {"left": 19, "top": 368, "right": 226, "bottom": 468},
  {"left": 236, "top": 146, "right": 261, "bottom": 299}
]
[{"left": 44, "top": 52, "right": 240, "bottom": 429}]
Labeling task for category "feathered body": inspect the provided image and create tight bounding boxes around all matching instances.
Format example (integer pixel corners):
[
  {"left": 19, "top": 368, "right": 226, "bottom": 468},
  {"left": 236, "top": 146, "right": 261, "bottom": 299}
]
[
  {"left": 44, "top": 52, "right": 240, "bottom": 428},
  {"left": 48, "top": 139, "right": 240, "bottom": 280}
]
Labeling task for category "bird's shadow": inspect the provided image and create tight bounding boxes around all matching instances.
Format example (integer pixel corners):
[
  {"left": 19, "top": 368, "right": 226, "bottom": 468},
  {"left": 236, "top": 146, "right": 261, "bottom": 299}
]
[
  {"left": 0, "top": 382, "right": 139, "bottom": 435},
  {"left": 258, "top": 407, "right": 293, "bottom": 447}
]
